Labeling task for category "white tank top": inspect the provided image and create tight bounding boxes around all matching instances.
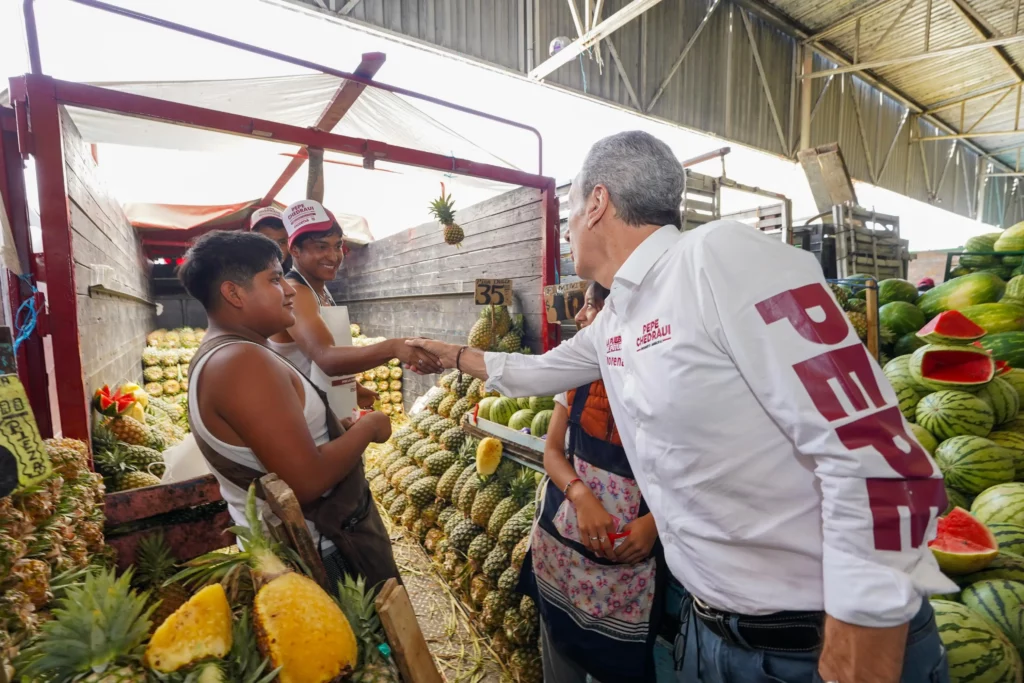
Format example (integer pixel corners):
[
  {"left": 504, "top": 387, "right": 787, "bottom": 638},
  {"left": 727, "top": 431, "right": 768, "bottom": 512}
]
[
  {"left": 267, "top": 268, "right": 333, "bottom": 378},
  {"left": 188, "top": 339, "right": 334, "bottom": 551}
]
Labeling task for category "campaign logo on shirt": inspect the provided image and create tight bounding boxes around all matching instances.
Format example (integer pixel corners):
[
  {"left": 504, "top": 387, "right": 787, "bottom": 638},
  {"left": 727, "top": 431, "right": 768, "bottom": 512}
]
[
  {"left": 636, "top": 318, "right": 672, "bottom": 351},
  {"left": 606, "top": 335, "right": 625, "bottom": 367}
]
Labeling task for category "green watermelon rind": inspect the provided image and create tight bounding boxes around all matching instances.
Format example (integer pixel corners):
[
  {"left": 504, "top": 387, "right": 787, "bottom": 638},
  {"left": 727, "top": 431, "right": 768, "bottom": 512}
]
[
  {"left": 909, "top": 344, "right": 995, "bottom": 391},
  {"left": 932, "top": 599, "right": 1023, "bottom": 682},
  {"left": 960, "top": 579, "right": 1024, "bottom": 659},
  {"left": 988, "top": 431, "right": 1024, "bottom": 479},
  {"left": 508, "top": 409, "right": 536, "bottom": 431},
  {"left": 989, "top": 523, "right": 1024, "bottom": 556},
  {"left": 973, "top": 483, "right": 1024, "bottom": 527},
  {"left": 917, "top": 272, "right": 1007, "bottom": 319},
  {"left": 878, "top": 301, "right": 926, "bottom": 336},
  {"left": 488, "top": 397, "right": 519, "bottom": 426},
  {"left": 934, "top": 435, "right": 1014, "bottom": 495},
  {"left": 916, "top": 390, "right": 995, "bottom": 441},
  {"left": 530, "top": 409, "right": 553, "bottom": 438},
  {"left": 982, "top": 332, "right": 1024, "bottom": 373},
  {"left": 877, "top": 279, "right": 920, "bottom": 305},
  {"left": 960, "top": 303, "right": 1024, "bottom": 335},
  {"left": 977, "top": 377, "right": 1023, "bottom": 427}
]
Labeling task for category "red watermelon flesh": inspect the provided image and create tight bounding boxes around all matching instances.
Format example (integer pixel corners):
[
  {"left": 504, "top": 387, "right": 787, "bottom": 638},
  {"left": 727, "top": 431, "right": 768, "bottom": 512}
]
[
  {"left": 929, "top": 507, "right": 998, "bottom": 574},
  {"left": 997, "top": 360, "right": 1013, "bottom": 376},
  {"left": 917, "top": 310, "right": 986, "bottom": 344},
  {"left": 919, "top": 348, "right": 995, "bottom": 385}
]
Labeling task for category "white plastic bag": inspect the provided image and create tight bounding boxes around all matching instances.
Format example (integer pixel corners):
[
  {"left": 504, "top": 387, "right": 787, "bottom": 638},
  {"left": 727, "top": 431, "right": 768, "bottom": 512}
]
[{"left": 160, "top": 433, "right": 210, "bottom": 483}]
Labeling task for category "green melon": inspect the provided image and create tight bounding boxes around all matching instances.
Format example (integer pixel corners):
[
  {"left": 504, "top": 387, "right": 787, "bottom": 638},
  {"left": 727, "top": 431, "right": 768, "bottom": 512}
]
[
  {"left": 932, "top": 599, "right": 1023, "bottom": 683},
  {"left": 980, "top": 332, "right": 1024, "bottom": 370},
  {"left": 973, "top": 483, "right": 1024, "bottom": 526},
  {"left": 961, "top": 302, "right": 1024, "bottom": 334},
  {"left": 878, "top": 302, "right": 926, "bottom": 336},
  {"left": 489, "top": 397, "right": 519, "bottom": 426},
  {"left": 961, "top": 234, "right": 1001, "bottom": 268},
  {"left": 961, "top": 580, "right": 1024, "bottom": 659},
  {"left": 892, "top": 378, "right": 926, "bottom": 422},
  {"left": 1006, "top": 276, "right": 1024, "bottom": 304},
  {"left": 877, "top": 278, "right": 920, "bottom": 305},
  {"left": 997, "top": 222, "right": 1024, "bottom": 253},
  {"left": 528, "top": 396, "right": 555, "bottom": 412},
  {"left": 989, "top": 523, "right": 1024, "bottom": 556},
  {"left": 909, "top": 423, "right": 938, "bottom": 455},
  {"left": 508, "top": 409, "right": 536, "bottom": 431},
  {"left": 916, "top": 390, "right": 995, "bottom": 440},
  {"left": 883, "top": 355, "right": 916, "bottom": 385},
  {"left": 960, "top": 550, "right": 1024, "bottom": 585},
  {"left": 945, "top": 487, "right": 972, "bottom": 515},
  {"left": 988, "top": 431, "right": 1024, "bottom": 479},
  {"left": 516, "top": 397, "right": 531, "bottom": 410},
  {"left": 934, "top": 436, "right": 1014, "bottom": 494},
  {"left": 917, "top": 272, "right": 1007, "bottom": 318},
  {"left": 978, "top": 377, "right": 1022, "bottom": 426},
  {"left": 477, "top": 396, "right": 499, "bottom": 421},
  {"left": 530, "top": 410, "right": 553, "bottom": 438},
  {"left": 894, "top": 333, "right": 928, "bottom": 357},
  {"left": 1004, "top": 370, "right": 1024, "bottom": 405}
]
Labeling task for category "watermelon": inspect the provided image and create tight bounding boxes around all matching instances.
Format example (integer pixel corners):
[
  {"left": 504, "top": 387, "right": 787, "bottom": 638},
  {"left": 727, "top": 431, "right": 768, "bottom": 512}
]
[
  {"left": 916, "top": 310, "right": 987, "bottom": 345},
  {"left": 909, "top": 344, "right": 996, "bottom": 391},
  {"left": 917, "top": 390, "right": 995, "bottom": 440},
  {"left": 917, "top": 272, "right": 1007, "bottom": 318},
  {"left": 977, "top": 377, "right": 1022, "bottom": 426},
  {"left": 950, "top": 265, "right": 973, "bottom": 278},
  {"left": 528, "top": 396, "right": 555, "bottom": 412},
  {"left": 846, "top": 273, "right": 873, "bottom": 300},
  {"left": 508, "top": 409, "right": 536, "bottom": 431},
  {"left": 973, "top": 483, "right": 1024, "bottom": 526},
  {"left": 1007, "top": 255, "right": 1024, "bottom": 267},
  {"left": 997, "top": 221, "right": 1024, "bottom": 252},
  {"left": 910, "top": 422, "right": 939, "bottom": 454},
  {"left": 980, "top": 332, "right": 1024, "bottom": 370},
  {"left": 932, "top": 599, "right": 1023, "bottom": 682},
  {"left": 960, "top": 579, "right": 1024, "bottom": 658},
  {"left": 989, "top": 524, "right": 1024, "bottom": 556},
  {"left": 516, "top": 398, "right": 531, "bottom": 410},
  {"left": 489, "top": 397, "right": 519, "bottom": 426},
  {"left": 930, "top": 507, "right": 999, "bottom": 574},
  {"left": 960, "top": 550, "right": 1024, "bottom": 585},
  {"left": 961, "top": 233, "right": 1001, "bottom": 268},
  {"left": 878, "top": 302, "right": 926, "bottom": 336},
  {"left": 1006, "top": 417, "right": 1024, "bottom": 434},
  {"left": 1005, "top": 370, "right": 1024, "bottom": 405},
  {"left": 1006, "top": 276, "right": 1024, "bottom": 304},
  {"left": 961, "top": 302, "right": 1024, "bottom": 334},
  {"left": 883, "top": 355, "right": 916, "bottom": 385},
  {"left": 933, "top": 591, "right": 962, "bottom": 602},
  {"left": 477, "top": 396, "right": 499, "bottom": 421},
  {"left": 891, "top": 378, "right": 926, "bottom": 422},
  {"left": 894, "top": 333, "right": 927, "bottom": 357},
  {"left": 989, "top": 431, "right": 1024, "bottom": 479},
  {"left": 877, "top": 278, "right": 920, "bottom": 305},
  {"left": 935, "top": 436, "right": 1014, "bottom": 494},
  {"left": 945, "top": 487, "right": 972, "bottom": 514},
  {"left": 530, "top": 409, "right": 553, "bottom": 438}
]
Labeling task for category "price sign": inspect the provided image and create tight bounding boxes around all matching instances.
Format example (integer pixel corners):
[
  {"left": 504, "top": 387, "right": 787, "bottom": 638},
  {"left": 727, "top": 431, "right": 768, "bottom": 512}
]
[
  {"left": 0, "top": 375, "right": 50, "bottom": 498},
  {"left": 544, "top": 281, "right": 589, "bottom": 323},
  {"left": 474, "top": 278, "right": 513, "bottom": 306}
]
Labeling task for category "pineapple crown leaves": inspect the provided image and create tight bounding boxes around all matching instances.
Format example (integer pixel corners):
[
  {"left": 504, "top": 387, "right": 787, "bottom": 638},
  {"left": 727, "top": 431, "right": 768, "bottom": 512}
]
[
  {"left": 333, "top": 573, "right": 387, "bottom": 668},
  {"left": 133, "top": 532, "right": 180, "bottom": 589},
  {"left": 16, "top": 568, "right": 155, "bottom": 681},
  {"left": 428, "top": 181, "right": 456, "bottom": 225}
]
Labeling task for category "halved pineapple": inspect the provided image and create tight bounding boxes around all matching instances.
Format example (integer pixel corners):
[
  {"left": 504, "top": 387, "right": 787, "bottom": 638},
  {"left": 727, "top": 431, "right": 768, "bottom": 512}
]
[{"left": 144, "top": 583, "right": 233, "bottom": 672}]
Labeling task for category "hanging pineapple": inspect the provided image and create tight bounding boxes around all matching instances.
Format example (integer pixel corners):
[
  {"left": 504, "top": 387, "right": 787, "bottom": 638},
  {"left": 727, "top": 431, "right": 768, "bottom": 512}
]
[{"left": 429, "top": 182, "right": 464, "bottom": 247}]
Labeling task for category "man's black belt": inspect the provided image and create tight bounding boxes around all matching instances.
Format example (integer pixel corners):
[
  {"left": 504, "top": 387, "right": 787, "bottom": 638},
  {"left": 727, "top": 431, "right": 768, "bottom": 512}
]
[{"left": 692, "top": 598, "right": 824, "bottom": 653}]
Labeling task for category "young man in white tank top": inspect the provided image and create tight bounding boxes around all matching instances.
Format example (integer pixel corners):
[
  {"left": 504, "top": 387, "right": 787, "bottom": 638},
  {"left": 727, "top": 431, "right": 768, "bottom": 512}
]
[
  {"left": 178, "top": 231, "right": 393, "bottom": 560},
  {"left": 268, "top": 199, "right": 443, "bottom": 386}
]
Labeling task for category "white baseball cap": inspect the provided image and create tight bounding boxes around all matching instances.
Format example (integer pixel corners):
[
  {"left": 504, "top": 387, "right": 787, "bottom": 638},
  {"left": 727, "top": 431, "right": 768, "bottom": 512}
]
[
  {"left": 249, "top": 206, "right": 282, "bottom": 230},
  {"left": 282, "top": 199, "right": 339, "bottom": 247}
]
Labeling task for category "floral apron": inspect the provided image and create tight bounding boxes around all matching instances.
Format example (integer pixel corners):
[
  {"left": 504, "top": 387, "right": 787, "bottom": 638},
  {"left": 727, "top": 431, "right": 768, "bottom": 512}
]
[{"left": 518, "top": 382, "right": 665, "bottom": 683}]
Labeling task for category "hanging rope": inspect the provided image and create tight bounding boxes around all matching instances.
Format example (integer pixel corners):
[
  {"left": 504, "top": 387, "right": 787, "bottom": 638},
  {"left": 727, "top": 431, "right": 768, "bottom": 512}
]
[
  {"left": 579, "top": 53, "right": 589, "bottom": 93},
  {"left": 13, "top": 274, "right": 38, "bottom": 355},
  {"left": 443, "top": 153, "right": 457, "bottom": 180}
]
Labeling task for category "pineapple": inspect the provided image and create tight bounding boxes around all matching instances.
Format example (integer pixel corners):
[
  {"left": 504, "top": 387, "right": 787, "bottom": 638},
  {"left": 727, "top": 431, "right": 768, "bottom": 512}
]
[
  {"left": 444, "top": 509, "right": 468, "bottom": 537},
  {"left": 107, "top": 415, "right": 164, "bottom": 450},
  {"left": 369, "top": 474, "right": 391, "bottom": 499},
  {"left": 116, "top": 471, "right": 162, "bottom": 491},
  {"left": 144, "top": 382, "right": 164, "bottom": 397},
  {"left": 449, "top": 397, "right": 474, "bottom": 423},
  {"left": 400, "top": 503, "right": 419, "bottom": 531},
  {"left": 490, "top": 629, "right": 513, "bottom": 658},
  {"left": 437, "top": 394, "right": 457, "bottom": 418},
  {"left": 467, "top": 533, "right": 496, "bottom": 571},
  {"left": 469, "top": 573, "right": 491, "bottom": 609},
  {"left": 423, "top": 528, "right": 445, "bottom": 555},
  {"left": 414, "top": 443, "right": 442, "bottom": 465},
  {"left": 389, "top": 380, "right": 402, "bottom": 391},
  {"left": 144, "top": 365, "right": 165, "bottom": 383},
  {"left": 498, "top": 564, "right": 521, "bottom": 594},
  {"left": 499, "top": 502, "right": 536, "bottom": 549},
  {"left": 172, "top": 485, "right": 359, "bottom": 683},
  {"left": 497, "top": 314, "right": 524, "bottom": 353},
  {"left": 476, "top": 437, "right": 503, "bottom": 476},
  {"left": 9, "top": 558, "right": 52, "bottom": 607},
  {"left": 471, "top": 477, "right": 508, "bottom": 528},
  {"left": 425, "top": 390, "right": 446, "bottom": 413},
  {"left": 424, "top": 449, "right": 457, "bottom": 477},
  {"left": 142, "top": 347, "right": 162, "bottom": 366},
  {"left": 407, "top": 476, "right": 440, "bottom": 509},
  {"left": 384, "top": 457, "right": 414, "bottom": 481},
  {"left": 503, "top": 606, "right": 537, "bottom": 647},
  {"left": 439, "top": 427, "right": 466, "bottom": 453},
  {"left": 420, "top": 500, "right": 444, "bottom": 528},
  {"left": 847, "top": 310, "right": 868, "bottom": 340},
  {"left": 436, "top": 461, "right": 466, "bottom": 501},
  {"left": 452, "top": 463, "right": 479, "bottom": 505},
  {"left": 381, "top": 489, "right": 399, "bottom": 509},
  {"left": 467, "top": 378, "right": 484, "bottom": 398},
  {"left": 488, "top": 470, "right": 536, "bottom": 538},
  {"left": 449, "top": 519, "right": 482, "bottom": 555},
  {"left": 511, "top": 534, "right": 530, "bottom": 571},
  {"left": 336, "top": 574, "right": 400, "bottom": 683},
  {"left": 439, "top": 370, "right": 459, "bottom": 391},
  {"left": 15, "top": 569, "right": 153, "bottom": 681},
  {"left": 467, "top": 316, "right": 496, "bottom": 351},
  {"left": 388, "top": 494, "right": 409, "bottom": 519},
  {"left": 480, "top": 590, "right": 511, "bottom": 633},
  {"left": 395, "top": 467, "right": 427, "bottom": 493},
  {"left": 122, "top": 444, "right": 165, "bottom": 478},
  {"left": 144, "top": 583, "right": 233, "bottom": 672},
  {"left": 133, "top": 532, "right": 190, "bottom": 630},
  {"left": 429, "top": 182, "right": 464, "bottom": 247},
  {"left": 458, "top": 474, "right": 483, "bottom": 514},
  {"left": 509, "top": 648, "right": 543, "bottom": 683},
  {"left": 436, "top": 506, "right": 459, "bottom": 531},
  {"left": 482, "top": 545, "right": 510, "bottom": 581},
  {"left": 429, "top": 418, "right": 457, "bottom": 440}
]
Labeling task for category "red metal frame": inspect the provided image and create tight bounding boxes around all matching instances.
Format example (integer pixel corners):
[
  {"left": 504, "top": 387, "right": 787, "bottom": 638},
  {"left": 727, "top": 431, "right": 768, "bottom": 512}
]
[
  {"left": 0, "top": 107, "right": 52, "bottom": 436},
  {"left": 12, "top": 2, "right": 561, "bottom": 440}
]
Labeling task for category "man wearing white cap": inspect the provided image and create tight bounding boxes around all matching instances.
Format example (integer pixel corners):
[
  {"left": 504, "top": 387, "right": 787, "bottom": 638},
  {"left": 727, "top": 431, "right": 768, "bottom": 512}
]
[
  {"left": 248, "top": 206, "right": 291, "bottom": 271},
  {"left": 268, "top": 199, "right": 442, "bottom": 385}
]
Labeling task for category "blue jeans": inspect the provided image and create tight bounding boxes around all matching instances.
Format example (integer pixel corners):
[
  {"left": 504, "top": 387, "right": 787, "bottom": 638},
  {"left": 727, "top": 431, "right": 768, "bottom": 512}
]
[{"left": 673, "top": 599, "right": 949, "bottom": 683}]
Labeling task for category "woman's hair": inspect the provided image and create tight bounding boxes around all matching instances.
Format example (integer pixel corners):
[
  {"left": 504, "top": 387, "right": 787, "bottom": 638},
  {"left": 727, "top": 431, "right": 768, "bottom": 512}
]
[
  {"left": 292, "top": 222, "right": 343, "bottom": 250},
  {"left": 590, "top": 282, "right": 610, "bottom": 305}
]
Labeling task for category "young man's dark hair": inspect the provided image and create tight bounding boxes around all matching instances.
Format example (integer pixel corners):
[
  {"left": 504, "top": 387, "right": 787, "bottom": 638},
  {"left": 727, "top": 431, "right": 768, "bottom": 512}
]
[
  {"left": 291, "top": 222, "right": 343, "bottom": 251},
  {"left": 178, "top": 230, "right": 282, "bottom": 308}
]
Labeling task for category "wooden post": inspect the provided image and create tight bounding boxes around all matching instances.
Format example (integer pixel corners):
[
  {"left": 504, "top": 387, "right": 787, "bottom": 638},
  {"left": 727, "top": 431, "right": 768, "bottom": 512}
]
[
  {"left": 865, "top": 278, "right": 879, "bottom": 360},
  {"left": 375, "top": 579, "right": 444, "bottom": 683},
  {"left": 259, "top": 473, "right": 330, "bottom": 591},
  {"left": 307, "top": 147, "right": 325, "bottom": 204}
]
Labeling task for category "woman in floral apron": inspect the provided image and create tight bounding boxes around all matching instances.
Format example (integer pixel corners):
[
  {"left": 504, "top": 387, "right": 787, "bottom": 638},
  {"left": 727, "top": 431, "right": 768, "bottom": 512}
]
[{"left": 519, "top": 282, "right": 666, "bottom": 683}]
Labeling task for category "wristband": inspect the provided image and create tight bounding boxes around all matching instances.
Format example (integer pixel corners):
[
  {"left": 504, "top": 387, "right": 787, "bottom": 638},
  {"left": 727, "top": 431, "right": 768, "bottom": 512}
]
[
  {"left": 456, "top": 345, "right": 468, "bottom": 372},
  {"left": 564, "top": 478, "right": 582, "bottom": 497}
]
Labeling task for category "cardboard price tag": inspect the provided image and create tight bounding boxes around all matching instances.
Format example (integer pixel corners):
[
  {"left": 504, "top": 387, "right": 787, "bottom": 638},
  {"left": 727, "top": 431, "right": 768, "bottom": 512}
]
[
  {"left": 0, "top": 374, "right": 51, "bottom": 498},
  {"left": 474, "top": 278, "right": 513, "bottom": 306},
  {"left": 544, "top": 281, "right": 588, "bottom": 323}
]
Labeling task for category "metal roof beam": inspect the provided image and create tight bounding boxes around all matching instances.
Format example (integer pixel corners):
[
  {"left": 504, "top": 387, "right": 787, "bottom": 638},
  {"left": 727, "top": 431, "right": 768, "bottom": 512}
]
[
  {"left": 529, "top": 0, "right": 663, "bottom": 80},
  {"left": 946, "top": 0, "right": 1024, "bottom": 82},
  {"left": 925, "top": 82, "right": 1018, "bottom": 114},
  {"left": 801, "top": 35, "right": 1024, "bottom": 78},
  {"left": 803, "top": 0, "right": 910, "bottom": 45},
  {"left": 920, "top": 129, "right": 1024, "bottom": 139}
]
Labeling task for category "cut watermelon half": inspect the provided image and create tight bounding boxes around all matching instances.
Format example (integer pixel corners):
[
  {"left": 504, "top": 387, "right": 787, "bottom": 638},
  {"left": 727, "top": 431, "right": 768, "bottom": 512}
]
[
  {"left": 929, "top": 507, "right": 999, "bottom": 575},
  {"left": 910, "top": 344, "right": 996, "bottom": 390},
  {"left": 917, "top": 310, "right": 986, "bottom": 345}
]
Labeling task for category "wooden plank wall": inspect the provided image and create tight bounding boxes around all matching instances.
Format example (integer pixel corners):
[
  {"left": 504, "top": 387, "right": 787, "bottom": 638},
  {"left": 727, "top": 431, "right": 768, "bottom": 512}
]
[
  {"left": 62, "top": 109, "right": 155, "bottom": 393},
  {"left": 329, "top": 186, "right": 544, "bottom": 402}
]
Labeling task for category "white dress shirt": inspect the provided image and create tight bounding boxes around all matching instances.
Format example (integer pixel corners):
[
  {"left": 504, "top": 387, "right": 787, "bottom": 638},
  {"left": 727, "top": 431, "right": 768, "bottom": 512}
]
[{"left": 485, "top": 221, "right": 956, "bottom": 628}]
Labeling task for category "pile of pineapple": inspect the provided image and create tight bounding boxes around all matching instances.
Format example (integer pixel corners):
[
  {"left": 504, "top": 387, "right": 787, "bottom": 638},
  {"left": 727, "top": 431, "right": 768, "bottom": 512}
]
[
  {"left": 91, "top": 383, "right": 189, "bottom": 492},
  {"left": 351, "top": 323, "right": 407, "bottom": 417},
  {"left": 468, "top": 304, "right": 529, "bottom": 354},
  {"left": 11, "top": 486, "right": 401, "bottom": 683},
  {"left": 142, "top": 327, "right": 204, "bottom": 398},
  {"left": 365, "top": 369, "right": 543, "bottom": 683},
  {"left": 0, "top": 437, "right": 110, "bottom": 675}
]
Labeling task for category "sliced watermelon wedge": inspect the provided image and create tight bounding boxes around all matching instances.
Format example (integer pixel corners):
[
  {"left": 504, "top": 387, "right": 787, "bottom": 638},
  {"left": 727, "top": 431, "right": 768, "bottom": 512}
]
[
  {"left": 917, "top": 310, "right": 986, "bottom": 345},
  {"left": 930, "top": 507, "right": 999, "bottom": 575},
  {"left": 997, "top": 360, "right": 1013, "bottom": 376},
  {"left": 909, "top": 343, "right": 996, "bottom": 390},
  {"left": 91, "top": 384, "right": 135, "bottom": 417}
]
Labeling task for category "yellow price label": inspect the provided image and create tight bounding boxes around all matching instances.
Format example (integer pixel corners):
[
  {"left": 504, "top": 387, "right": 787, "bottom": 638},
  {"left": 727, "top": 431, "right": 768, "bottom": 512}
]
[{"left": 0, "top": 375, "right": 51, "bottom": 497}]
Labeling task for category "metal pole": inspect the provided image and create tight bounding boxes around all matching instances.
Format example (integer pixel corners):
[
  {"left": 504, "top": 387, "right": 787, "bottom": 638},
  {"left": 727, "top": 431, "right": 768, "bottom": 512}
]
[
  {"left": 22, "top": 0, "right": 42, "bottom": 75},
  {"left": 800, "top": 46, "right": 813, "bottom": 151}
]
